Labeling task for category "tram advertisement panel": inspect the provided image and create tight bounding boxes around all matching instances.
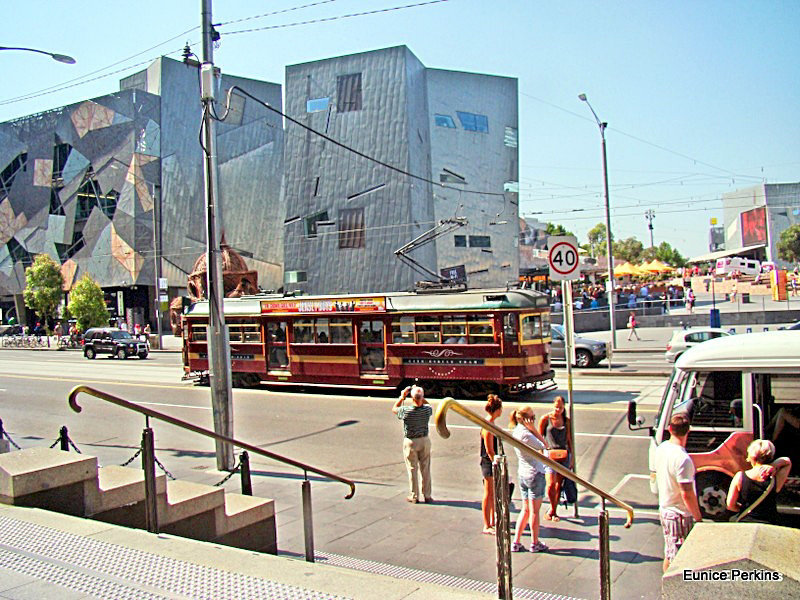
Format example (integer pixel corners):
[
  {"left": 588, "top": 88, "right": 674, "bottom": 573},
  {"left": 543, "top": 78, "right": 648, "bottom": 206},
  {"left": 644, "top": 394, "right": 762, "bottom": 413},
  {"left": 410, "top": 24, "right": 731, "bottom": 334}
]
[{"left": 261, "top": 297, "right": 386, "bottom": 314}]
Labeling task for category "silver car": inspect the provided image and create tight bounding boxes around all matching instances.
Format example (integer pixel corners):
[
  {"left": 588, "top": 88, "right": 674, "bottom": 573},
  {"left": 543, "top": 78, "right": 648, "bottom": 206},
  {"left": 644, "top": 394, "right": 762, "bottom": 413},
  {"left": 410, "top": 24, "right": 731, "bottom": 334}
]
[
  {"left": 664, "top": 327, "right": 731, "bottom": 363},
  {"left": 550, "top": 324, "right": 607, "bottom": 368}
]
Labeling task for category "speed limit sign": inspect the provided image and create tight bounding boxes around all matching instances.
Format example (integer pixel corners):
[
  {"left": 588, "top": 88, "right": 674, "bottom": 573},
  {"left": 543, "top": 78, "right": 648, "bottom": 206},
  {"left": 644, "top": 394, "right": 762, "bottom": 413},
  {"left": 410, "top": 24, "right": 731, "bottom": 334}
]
[{"left": 547, "top": 236, "right": 580, "bottom": 281}]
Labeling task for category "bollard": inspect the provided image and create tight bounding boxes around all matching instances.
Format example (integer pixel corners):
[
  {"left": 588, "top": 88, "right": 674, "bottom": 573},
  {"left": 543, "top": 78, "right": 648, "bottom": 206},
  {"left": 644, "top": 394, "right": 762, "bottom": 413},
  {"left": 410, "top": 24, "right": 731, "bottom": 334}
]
[
  {"left": 302, "top": 478, "right": 315, "bottom": 563},
  {"left": 59, "top": 426, "right": 69, "bottom": 451},
  {"left": 141, "top": 427, "right": 159, "bottom": 533},
  {"left": 493, "top": 455, "right": 513, "bottom": 600},
  {"left": 599, "top": 503, "right": 611, "bottom": 600},
  {"left": 240, "top": 451, "right": 252, "bottom": 496}
]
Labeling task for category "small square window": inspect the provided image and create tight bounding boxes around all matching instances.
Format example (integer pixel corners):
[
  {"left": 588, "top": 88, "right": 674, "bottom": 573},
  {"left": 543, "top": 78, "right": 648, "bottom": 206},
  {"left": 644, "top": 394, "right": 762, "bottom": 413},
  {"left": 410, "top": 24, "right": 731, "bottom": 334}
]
[
  {"left": 337, "top": 73, "right": 362, "bottom": 112},
  {"left": 454, "top": 235, "right": 467, "bottom": 247},
  {"left": 434, "top": 114, "right": 456, "bottom": 128},
  {"left": 304, "top": 211, "right": 329, "bottom": 238},
  {"left": 285, "top": 271, "right": 308, "bottom": 284},
  {"left": 307, "top": 97, "right": 330, "bottom": 113},
  {"left": 504, "top": 126, "right": 518, "bottom": 147},
  {"left": 457, "top": 111, "right": 489, "bottom": 133},
  {"left": 469, "top": 235, "right": 491, "bottom": 248},
  {"left": 339, "top": 207, "right": 365, "bottom": 249}
]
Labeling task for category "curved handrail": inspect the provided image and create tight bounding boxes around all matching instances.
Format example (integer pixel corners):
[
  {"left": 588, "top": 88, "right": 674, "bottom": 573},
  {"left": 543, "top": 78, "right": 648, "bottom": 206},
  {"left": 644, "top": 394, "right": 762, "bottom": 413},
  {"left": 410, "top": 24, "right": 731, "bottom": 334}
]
[
  {"left": 68, "top": 385, "right": 355, "bottom": 499},
  {"left": 435, "top": 397, "right": 633, "bottom": 527}
]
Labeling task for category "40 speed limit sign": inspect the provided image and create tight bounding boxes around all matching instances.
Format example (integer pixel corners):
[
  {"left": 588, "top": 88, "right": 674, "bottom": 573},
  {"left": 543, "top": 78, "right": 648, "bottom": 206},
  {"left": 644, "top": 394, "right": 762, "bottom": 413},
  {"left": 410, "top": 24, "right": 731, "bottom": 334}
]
[{"left": 547, "top": 236, "right": 581, "bottom": 281}]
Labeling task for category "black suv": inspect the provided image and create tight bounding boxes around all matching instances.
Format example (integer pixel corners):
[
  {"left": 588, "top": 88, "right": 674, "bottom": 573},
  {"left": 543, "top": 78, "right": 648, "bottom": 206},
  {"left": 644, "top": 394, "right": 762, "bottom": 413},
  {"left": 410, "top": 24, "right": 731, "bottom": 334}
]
[{"left": 83, "top": 328, "right": 148, "bottom": 360}]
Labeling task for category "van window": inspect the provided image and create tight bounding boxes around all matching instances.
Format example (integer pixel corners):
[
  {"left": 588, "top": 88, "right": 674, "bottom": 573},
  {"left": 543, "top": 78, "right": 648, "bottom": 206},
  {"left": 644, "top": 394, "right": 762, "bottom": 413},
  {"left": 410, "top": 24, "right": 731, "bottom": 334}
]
[{"left": 687, "top": 371, "right": 743, "bottom": 428}]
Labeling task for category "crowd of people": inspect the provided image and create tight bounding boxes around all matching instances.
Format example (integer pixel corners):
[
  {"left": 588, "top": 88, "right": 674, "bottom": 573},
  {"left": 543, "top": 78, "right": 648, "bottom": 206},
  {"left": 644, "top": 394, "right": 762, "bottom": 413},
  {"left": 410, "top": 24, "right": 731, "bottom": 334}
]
[{"left": 393, "top": 386, "right": 793, "bottom": 565}]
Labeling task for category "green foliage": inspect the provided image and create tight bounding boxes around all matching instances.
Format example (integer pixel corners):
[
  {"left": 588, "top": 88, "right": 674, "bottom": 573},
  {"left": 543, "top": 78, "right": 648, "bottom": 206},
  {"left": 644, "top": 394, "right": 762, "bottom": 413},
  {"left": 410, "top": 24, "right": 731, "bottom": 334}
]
[
  {"left": 23, "top": 254, "right": 64, "bottom": 332},
  {"left": 67, "top": 275, "right": 110, "bottom": 332},
  {"left": 654, "top": 241, "right": 686, "bottom": 267},
  {"left": 640, "top": 246, "right": 659, "bottom": 263},
  {"left": 777, "top": 224, "right": 800, "bottom": 264},
  {"left": 545, "top": 222, "right": 575, "bottom": 238},
  {"left": 587, "top": 222, "right": 608, "bottom": 256},
  {"left": 612, "top": 237, "right": 644, "bottom": 263}
]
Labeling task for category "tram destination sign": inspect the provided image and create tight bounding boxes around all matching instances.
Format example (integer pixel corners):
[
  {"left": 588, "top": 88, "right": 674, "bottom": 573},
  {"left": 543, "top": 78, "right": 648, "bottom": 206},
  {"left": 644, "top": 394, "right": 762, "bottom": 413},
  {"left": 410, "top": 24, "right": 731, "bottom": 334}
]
[
  {"left": 547, "top": 236, "right": 581, "bottom": 281},
  {"left": 261, "top": 297, "right": 386, "bottom": 314}
]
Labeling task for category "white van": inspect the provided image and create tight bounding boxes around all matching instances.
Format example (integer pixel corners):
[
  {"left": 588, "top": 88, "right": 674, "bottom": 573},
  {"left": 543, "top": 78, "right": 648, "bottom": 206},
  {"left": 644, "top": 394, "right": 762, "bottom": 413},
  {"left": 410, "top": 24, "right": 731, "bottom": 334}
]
[
  {"left": 627, "top": 331, "right": 800, "bottom": 521},
  {"left": 715, "top": 256, "right": 760, "bottom": 277}
]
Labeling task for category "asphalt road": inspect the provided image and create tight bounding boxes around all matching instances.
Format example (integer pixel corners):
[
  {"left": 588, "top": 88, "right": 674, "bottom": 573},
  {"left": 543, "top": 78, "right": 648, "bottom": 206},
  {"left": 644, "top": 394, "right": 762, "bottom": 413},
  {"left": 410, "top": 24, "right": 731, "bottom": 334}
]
[{"left": 0, "top": 349, "right": 667, "bottom": 599}]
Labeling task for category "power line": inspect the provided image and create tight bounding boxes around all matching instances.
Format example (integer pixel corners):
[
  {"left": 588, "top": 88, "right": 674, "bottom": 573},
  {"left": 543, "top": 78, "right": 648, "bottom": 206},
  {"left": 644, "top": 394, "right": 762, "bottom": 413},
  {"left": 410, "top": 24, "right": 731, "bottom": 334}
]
[{"left": 218, "top": 0, "right": 341, "bottom": 26}]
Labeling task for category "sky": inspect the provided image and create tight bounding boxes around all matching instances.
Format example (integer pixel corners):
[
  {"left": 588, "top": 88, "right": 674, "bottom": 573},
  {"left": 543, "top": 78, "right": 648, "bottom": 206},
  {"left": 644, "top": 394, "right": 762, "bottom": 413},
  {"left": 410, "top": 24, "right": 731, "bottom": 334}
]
[{"left": 3, "top": 0, "right": 799, "bottom": 259}]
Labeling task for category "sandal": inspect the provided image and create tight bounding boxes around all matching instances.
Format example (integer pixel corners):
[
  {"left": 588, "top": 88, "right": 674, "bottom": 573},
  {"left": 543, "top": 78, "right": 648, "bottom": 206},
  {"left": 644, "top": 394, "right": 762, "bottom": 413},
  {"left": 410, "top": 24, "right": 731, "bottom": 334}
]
[
  {"left": 550, "top": 515, "right": 560, "bottom": 522},
  {"left": 543, "top": 512, "right": 552, "bottom": 521},
  {"left": 482, "top": 526, "right": 496, "bottom": 535}
]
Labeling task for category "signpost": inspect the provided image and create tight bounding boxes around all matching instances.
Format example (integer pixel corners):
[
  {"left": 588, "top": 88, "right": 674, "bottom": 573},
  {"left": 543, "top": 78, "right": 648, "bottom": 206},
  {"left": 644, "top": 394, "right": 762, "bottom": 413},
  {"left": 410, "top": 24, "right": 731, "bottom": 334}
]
[{"left": 548, "top": 236, "right": 580, "bottom": 518}]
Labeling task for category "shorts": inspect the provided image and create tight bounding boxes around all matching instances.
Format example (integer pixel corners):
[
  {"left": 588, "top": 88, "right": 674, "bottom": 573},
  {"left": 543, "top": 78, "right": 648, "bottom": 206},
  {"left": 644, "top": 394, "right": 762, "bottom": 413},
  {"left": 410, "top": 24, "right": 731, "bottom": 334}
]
[
  {"left": 545, "top": 453, "right": 570, "bottom": 475},
  {"left": 659, "top": 509, "right": 695, "bottom": 561},
  {"left": 518, "top": 472, "right": 545, "bottom": 499},
  {"left": 480, "top": 458, "right": 493, "bottom": 479}
]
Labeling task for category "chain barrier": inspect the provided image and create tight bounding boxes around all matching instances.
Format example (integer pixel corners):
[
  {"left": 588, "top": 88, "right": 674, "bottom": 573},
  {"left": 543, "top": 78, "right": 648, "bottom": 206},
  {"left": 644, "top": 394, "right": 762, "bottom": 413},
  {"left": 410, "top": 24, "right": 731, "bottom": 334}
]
[
  {"left": 153, "top": 455, "right": 176, "bottom": 480},
  {"left": 67, "top": 438, "right": 82, "bottom": 454},
  {"left": 120, "top": 447, "right": 143, "bottom": 467},
  {"left": 49, "top": 438, "right": 60, "bottom": 449},
  {"left": 0, "top": 424, "right": 22, "bottom": 450},
  {"left": 213, "top": 455, "right": 242, "bottom": 487}
]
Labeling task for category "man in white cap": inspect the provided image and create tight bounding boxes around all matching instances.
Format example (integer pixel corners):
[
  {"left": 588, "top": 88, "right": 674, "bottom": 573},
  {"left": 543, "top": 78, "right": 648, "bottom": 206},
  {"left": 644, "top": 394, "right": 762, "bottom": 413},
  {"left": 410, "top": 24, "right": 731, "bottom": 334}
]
[{"left": 392, "top": 385, "right": 433, "bottom": 503}]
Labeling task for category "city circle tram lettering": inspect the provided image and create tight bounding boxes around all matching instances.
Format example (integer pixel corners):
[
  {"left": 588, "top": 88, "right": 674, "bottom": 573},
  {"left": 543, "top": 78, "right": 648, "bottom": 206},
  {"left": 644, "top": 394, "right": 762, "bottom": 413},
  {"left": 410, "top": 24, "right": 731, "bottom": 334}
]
[{"left": 261, "top": 297, "right": 386, "bottom": 314}]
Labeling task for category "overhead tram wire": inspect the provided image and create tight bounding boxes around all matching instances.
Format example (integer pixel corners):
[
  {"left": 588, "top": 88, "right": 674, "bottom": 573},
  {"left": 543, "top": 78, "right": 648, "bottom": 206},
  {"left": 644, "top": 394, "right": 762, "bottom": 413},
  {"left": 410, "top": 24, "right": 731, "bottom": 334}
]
[
  {"left": 218, "top": 85, "right": 504, "bottom": 198},
  {"left": 217, "top": 0, "right": 341, "bottom": 26}
]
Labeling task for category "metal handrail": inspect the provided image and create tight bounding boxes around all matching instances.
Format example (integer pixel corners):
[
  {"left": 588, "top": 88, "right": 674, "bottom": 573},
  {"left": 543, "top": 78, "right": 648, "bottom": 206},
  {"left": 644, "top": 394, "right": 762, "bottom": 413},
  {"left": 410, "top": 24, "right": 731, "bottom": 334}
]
[
  {"left": 435, "top": 398, "right": 633, "bottom": 527},
  {"left": 68, "top": 385, "right": 355, "bottom": 499}
]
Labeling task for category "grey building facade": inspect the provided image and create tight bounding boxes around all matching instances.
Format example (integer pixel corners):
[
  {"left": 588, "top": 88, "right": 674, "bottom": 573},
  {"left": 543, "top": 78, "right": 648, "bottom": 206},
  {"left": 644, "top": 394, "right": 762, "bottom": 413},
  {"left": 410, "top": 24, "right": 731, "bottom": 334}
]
[
  {"left": 0, "top": 57, "right": 283, "bottom": 327},
  {"left": 282, "top": 46, "right": 519, "bottom": 294}
]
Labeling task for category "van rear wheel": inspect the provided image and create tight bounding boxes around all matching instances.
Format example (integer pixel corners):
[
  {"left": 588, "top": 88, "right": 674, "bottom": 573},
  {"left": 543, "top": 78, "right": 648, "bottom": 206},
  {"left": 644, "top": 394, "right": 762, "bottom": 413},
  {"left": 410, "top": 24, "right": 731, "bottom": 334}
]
[{"left": 695, "top": 471, "right": 732, "bottom": 521}]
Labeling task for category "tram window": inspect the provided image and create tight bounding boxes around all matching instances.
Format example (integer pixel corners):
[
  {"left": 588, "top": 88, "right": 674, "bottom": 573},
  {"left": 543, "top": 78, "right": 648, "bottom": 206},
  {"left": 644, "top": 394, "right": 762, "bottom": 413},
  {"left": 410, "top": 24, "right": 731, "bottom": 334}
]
[
  {"left": 268, "top": 322, "right": 287, "bottom": 342},
  {"left": 330, "top": 318, "right": 353, "bottom": 343},
  {"left": 191, "top": 325, "right": 207, "bottom": 342},
  {"left": 228, "top": 325, "right": 244, "bottom": 343},
  {"left": 391, "top": 317, "right": 414, "bottom": 343},
  {"left": 416, "top": 316, "right": 441, "bottom": 344},
  {"left": 360, "top": 320, "right": 383, "bottom": 343},
  {"left": 442, "top": 316, "right": 467, "bottom": 344},
  {"left": 503, "top": 314, "right": 517, "bottom": 338},
  {"left": 242, "top": 325, "right": 261, "bottom": 343},
  {"left": 316, "top": 318, "right": 330, "bottom": 343},
  {"left": 520, "top": 315, "right": 541, "bottom": 342},
  {"left": 293, "top": 319, "right": 314, "bottom": 343},
  {"left": 467, "top": 316, "right": 494, "bottom": 343},
  {"left": 541, "top": 313, "right": 551, "bottom": 336}
]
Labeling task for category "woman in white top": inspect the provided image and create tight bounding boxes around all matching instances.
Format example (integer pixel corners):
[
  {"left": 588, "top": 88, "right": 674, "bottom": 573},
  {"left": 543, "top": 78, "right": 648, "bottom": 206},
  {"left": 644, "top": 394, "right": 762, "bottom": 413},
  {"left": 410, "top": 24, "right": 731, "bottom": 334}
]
[{"left": 509, "top": 406, "right": 551, "bottom": 553}]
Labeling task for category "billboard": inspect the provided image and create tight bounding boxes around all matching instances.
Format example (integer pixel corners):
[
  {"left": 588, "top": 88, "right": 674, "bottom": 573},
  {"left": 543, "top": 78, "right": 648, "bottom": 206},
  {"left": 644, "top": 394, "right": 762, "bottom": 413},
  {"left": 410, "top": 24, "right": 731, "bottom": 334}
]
[{"left": 740, "top": 206, "right": 767, "bottom": 247}]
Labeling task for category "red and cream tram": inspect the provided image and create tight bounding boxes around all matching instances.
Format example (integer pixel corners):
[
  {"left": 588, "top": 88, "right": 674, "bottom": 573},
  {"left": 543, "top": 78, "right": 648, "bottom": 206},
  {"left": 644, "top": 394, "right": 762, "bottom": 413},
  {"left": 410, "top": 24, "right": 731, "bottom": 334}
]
[{"left": 182, "top": 288, "right": 554, "bottom": 397}]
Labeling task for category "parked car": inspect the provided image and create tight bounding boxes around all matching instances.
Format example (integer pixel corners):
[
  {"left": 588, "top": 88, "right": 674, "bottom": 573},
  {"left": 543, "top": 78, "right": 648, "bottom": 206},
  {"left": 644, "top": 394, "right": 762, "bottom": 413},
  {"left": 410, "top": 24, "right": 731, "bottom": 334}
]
[
  {"left": 787, "top": 321, "right": 800, "bottom": 330},
  {"left": 664, "top": 327, "right": 731, "bottom": 363},
  {"left": 549, "top": 324, "right": 607, "bottom": 368},
  {"left": 0, "top": 325, "right": 22, "bottom": 336},
  {"left": 83, "top": 327, "right": 148, "bottom": 360}
]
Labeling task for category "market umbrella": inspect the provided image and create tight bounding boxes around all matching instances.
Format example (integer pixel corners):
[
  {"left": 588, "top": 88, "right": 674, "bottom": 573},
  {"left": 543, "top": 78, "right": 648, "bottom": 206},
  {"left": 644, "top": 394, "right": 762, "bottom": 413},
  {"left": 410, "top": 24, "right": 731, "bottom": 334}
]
[
  {"left": 648, "top": 259, "right": 673, "bottom": 273},
  {"left": 613, "top": 262, "right": 638, "bottom": 277}
]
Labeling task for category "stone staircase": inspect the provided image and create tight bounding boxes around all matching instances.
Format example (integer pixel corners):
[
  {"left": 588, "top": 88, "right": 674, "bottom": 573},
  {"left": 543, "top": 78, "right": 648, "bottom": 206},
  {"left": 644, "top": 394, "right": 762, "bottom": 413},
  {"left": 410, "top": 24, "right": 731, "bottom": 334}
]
[{"left": 0, "top": 446, "right": 276, "bottom": 554}]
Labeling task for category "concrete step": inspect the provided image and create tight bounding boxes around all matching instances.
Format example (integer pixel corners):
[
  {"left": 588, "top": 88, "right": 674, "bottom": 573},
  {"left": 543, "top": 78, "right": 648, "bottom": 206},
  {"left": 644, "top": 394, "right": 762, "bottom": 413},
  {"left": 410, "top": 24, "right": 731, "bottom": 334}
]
[
  {"left": 159, "top": 479, "right": 225, "bottom": 541},
  {"left": 0, "top": 446, "right": 97, "bottom": 516},
  {"left": 87, "top": 464, "right": 167, "bottom": 528},
  {"left": 215, "top": 492, "right": 277, "bottom": 553}
]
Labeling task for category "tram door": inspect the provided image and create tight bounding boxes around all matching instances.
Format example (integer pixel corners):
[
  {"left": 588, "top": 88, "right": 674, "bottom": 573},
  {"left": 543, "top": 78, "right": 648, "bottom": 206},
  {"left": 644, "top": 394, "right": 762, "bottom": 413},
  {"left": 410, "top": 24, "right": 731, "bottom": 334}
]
[
  {"left": 266, "top": 321, "right": 290, "bottom": 371},
  {"left": 358, "top": 320, "right": 386, "bottom": 374}
]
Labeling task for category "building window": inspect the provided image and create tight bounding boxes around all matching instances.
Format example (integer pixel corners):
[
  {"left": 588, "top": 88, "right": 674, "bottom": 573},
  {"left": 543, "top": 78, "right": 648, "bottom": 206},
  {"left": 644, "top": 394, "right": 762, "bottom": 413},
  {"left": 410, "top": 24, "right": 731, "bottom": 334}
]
[
  {"left": 439, "top": 168, "right": 466, "bottom": 184},
  {"left": 504, "top": 126, "right": 518, "bottom": 147},
  {"left": 469, "top": 235, "right": 491, "bottom": 248},
  {"left": 0, "top": 152, "right": 27, "bottom": 196},
  {"left": 504, "top": 181, "right": 519, "bottom": 193},
  {"left": 52, "top": 143, "right": 72, "bottom": 183},
  {"left": 337, "top": 73, "right": 362, "bottom": 112},
  {"left": 456, "top": 111, "right": 489, "bottom": 133},
  {"left": 307, "top": 97, "right": 330, "bottom": 113},
  {"left": 285, "top": 270, "right": 308, "bottom": 284},
  {"left": 454, "top": 235, "right": 467, "bottom": 247},
  {"left": 434, "top": 114, "right": 456, "bottom": 128},
  {"left": 339, "top": 207, "right": 365, "bottom": 249},
  {"left": 304, "top": 210, "right": 329, "bottom": 238},
  {"left": 75, "top": 176, "right": 118, "bottom": 221}
]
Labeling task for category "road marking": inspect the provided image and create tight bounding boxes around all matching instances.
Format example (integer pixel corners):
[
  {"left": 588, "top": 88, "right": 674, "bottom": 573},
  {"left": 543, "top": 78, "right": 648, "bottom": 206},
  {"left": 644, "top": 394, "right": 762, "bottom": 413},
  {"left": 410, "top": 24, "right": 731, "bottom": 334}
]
[
  {"left": 138, "top": 401, "right": 211, "bottom": 411},
  {"left": 0, "top": 373, "right": 190, "bottom": 391},
  {"left": 609, "top": 473, "right": 652, "bottom": 496},
  {"left": 448, "top": 425, "right": 649, "bottom": 440}
]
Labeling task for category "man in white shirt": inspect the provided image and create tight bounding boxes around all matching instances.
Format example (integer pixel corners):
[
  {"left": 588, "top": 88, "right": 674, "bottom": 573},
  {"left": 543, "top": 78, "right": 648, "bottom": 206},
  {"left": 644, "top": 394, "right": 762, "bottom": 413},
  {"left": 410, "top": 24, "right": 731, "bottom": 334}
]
[{"left": 654, "top": 413, "right": 703, "bottom": 572}]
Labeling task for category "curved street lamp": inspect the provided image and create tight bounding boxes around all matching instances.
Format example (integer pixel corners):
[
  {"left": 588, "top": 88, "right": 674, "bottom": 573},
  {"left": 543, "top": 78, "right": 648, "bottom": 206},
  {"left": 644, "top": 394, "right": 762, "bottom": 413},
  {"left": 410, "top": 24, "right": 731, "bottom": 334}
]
[
  {"left": 0, "top": 46, "right": 76, "bottom": 64},
  {"left": 579, "top": 93, "right": 616, "bottom": 350}
]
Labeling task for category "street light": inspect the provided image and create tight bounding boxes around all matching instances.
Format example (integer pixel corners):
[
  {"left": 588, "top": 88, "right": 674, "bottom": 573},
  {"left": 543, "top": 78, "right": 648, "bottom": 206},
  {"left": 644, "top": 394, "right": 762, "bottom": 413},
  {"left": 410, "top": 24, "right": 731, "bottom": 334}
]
[
  {"left": 579, "top": 93, "right": 617, "bottom": 350},
  {"left": 0, "top": 46, "right": 76, "bottom": 64}
]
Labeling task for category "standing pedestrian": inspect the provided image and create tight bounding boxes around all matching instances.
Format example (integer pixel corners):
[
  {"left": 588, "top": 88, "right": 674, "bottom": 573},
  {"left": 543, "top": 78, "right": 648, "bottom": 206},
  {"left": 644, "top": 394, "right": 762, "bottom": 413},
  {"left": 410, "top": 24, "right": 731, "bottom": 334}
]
[
  {"left": 392, "top": 385, "right": 433, "bottom": 504},
  {"left": 480, "top": 394, "right": 503, "bottom": 534},
  {"left": 539, "top": 396, "right": 573, "bottom": 522},
  {"left": 627, "top": 311, "right": 640, "bottom": 341},
  {"left": 654, "top": 413, "right": 703, "bottom": 572},
  {"left": 730, "top": 279, "right": 738, "bottom": 303},
  {"left": 509, "top": 406, "right": 550, "bottom": 553},
  {"left": 685, "top": 288, "right": 695, "bottom": 313}
]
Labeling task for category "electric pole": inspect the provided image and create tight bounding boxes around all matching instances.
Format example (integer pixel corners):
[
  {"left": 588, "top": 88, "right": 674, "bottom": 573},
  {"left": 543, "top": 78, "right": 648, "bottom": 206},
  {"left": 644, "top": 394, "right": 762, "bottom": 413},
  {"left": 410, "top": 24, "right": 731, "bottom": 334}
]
[
  {"left": 200, "top": 0, "right": 235, "bottom": 470},
  {"left": 645, "top": 209, "right": 655, "bottom": 248}
]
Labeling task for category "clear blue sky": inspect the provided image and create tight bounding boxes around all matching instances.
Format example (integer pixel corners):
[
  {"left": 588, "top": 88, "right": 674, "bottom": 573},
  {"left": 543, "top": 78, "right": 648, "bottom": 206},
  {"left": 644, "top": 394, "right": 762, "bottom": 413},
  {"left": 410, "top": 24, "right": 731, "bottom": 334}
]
[{"left": 3, "top": 0, "right": 799, "bottom": 259}]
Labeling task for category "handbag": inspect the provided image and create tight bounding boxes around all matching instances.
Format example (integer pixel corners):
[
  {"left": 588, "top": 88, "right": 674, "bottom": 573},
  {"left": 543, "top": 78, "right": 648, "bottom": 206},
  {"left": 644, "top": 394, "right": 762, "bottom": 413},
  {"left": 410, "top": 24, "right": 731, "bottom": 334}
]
[{"left": 549, "top": 448, "right": 568, "bottom": 461}]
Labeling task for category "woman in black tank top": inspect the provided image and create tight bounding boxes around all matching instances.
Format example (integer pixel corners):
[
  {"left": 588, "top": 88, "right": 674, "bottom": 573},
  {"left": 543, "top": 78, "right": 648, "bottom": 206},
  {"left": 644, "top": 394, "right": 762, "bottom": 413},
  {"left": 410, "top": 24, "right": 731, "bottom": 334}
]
[
  {"left": 727, "top": 439, "right": 792, "bottom": 524},
  {"left": 480, "top": 395, "right": 503, "bottom": 534},
  {"left": 538, "top": 396, "right": 572, "bottom": 522}
]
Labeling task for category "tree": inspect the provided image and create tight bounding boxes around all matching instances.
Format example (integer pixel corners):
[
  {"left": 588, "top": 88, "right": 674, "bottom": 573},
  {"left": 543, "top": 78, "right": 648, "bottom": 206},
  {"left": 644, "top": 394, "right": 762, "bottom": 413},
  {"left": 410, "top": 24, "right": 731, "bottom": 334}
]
[
  {"left": 653, "top": 241, "right": 686, "bottom": 267},
  {"left": 587, "top": 222, "right": 608, "bottom": 257},
  {"left": 777, "top": 223, "right": 800, "bottom": 264},
  {"left": 67, "top": 275, "right": 110, "bottom": 332},
  {"left": 23, "top": 254, "right": 64, "bottom": 333},
  {"left": 545, "top": 222, "right": 575, "bottom": 238},
  {"left": 612, "top": 237, "right": 644, "bottom": 263}
]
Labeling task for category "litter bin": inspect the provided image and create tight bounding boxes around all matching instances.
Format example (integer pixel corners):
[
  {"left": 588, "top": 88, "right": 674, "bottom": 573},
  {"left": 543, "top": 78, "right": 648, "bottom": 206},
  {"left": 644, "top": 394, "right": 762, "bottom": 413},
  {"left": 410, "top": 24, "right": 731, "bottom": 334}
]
[
  {"left": 741, "top": 292, "right": 750, "bottom": 304},
  {"left": 709, "top": 308, "right": 721, "bottom": 329}
]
